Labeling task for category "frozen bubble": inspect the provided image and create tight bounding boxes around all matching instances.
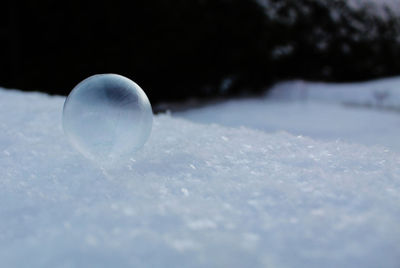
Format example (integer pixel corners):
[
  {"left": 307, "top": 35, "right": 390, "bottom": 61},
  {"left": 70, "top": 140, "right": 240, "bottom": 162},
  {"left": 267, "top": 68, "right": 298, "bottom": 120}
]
[{"left": 63, "top": 74, "right": 153, "bottom": 166}]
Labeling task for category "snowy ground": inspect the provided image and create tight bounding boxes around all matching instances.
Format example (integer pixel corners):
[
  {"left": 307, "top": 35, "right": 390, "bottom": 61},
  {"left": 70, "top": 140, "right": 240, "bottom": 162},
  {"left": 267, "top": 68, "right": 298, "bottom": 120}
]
[
  {"left": 177, "top": 77, "right": 400, "bottom": 152},
  {"left": 1, "top": 78, "right": 400, "bottom": 267}
]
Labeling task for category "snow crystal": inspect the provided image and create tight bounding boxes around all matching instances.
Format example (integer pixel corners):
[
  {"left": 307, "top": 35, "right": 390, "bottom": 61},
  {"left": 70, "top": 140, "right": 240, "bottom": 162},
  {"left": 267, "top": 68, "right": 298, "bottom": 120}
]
[{"left": 0, "top": 87, "right": 399, "bottom": 267}]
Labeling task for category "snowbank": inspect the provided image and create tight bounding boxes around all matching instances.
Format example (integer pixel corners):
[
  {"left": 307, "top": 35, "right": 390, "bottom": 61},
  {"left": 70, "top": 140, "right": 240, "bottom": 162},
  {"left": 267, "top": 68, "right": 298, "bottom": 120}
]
[
  {"left": 268, "top": 77, "right": 400, "bottom": 110},
  {"left": 0, "top": 87, "right": 399, "bottom": 267},
  {"left": 178, "top": 77, "right": 400, "bottom": 152}
]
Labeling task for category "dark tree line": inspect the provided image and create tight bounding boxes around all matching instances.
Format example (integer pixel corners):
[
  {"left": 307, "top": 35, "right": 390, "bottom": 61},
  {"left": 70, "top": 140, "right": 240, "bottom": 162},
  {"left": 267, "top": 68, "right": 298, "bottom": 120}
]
[
  {"left": 265, "top": 0, "right": 400, "bottom": 82},
  {"left": 0, "top": 0, "right": 399, "bottom": 103}
]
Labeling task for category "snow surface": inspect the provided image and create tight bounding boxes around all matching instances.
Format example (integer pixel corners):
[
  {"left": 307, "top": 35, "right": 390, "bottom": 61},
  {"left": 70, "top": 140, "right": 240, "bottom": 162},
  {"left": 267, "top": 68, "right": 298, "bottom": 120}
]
[
  {"left": 269, "top": 77, "right": 400, "bottom": 110},
  {"left": 178, "top": 77, "right": 400, "bottom": 152},
  {"left": 1, "top": 81, "right": 400, "bottom": 267}
]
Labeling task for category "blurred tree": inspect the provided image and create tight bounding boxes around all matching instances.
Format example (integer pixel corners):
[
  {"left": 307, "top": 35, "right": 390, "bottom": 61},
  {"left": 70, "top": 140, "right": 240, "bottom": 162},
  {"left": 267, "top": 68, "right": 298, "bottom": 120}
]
[{"left": 264, "top": 0, "right": 400, "bottom": 82}]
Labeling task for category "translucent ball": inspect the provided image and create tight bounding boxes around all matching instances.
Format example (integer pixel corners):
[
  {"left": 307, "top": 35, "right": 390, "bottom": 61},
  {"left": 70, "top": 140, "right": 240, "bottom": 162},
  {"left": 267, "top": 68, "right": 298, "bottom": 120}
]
[{"left": 63, "top": 74, "right": 153, "bottom": 166}]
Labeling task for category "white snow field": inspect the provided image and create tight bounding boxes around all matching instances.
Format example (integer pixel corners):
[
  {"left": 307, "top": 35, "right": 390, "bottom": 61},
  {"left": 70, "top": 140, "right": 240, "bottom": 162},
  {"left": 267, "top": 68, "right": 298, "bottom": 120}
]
[
  {"left": 1, "top": 78, "right": 400, "bottom": 267},
  {"left": 178, "top": 77, "right": 400, "bottom": 152}
]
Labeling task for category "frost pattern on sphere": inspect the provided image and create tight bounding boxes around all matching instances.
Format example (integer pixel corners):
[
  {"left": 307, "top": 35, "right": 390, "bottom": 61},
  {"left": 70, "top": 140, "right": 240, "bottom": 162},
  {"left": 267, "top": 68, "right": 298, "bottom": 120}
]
[{"left": 63, "top": 74, "right": 153, "bottom": 165}]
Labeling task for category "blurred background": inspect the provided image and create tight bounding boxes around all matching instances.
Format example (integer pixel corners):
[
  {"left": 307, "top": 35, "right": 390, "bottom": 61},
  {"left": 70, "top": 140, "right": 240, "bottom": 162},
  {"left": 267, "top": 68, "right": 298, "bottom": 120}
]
[{"left": 1, "top": 0, "right": 399, "bottom": 104}]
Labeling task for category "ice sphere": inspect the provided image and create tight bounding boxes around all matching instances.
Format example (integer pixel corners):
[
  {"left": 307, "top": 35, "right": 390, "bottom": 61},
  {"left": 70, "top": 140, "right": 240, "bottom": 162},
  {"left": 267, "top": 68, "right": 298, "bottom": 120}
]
[{"left": 62, "top": 74, "right": 153, "bottom": 166}]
